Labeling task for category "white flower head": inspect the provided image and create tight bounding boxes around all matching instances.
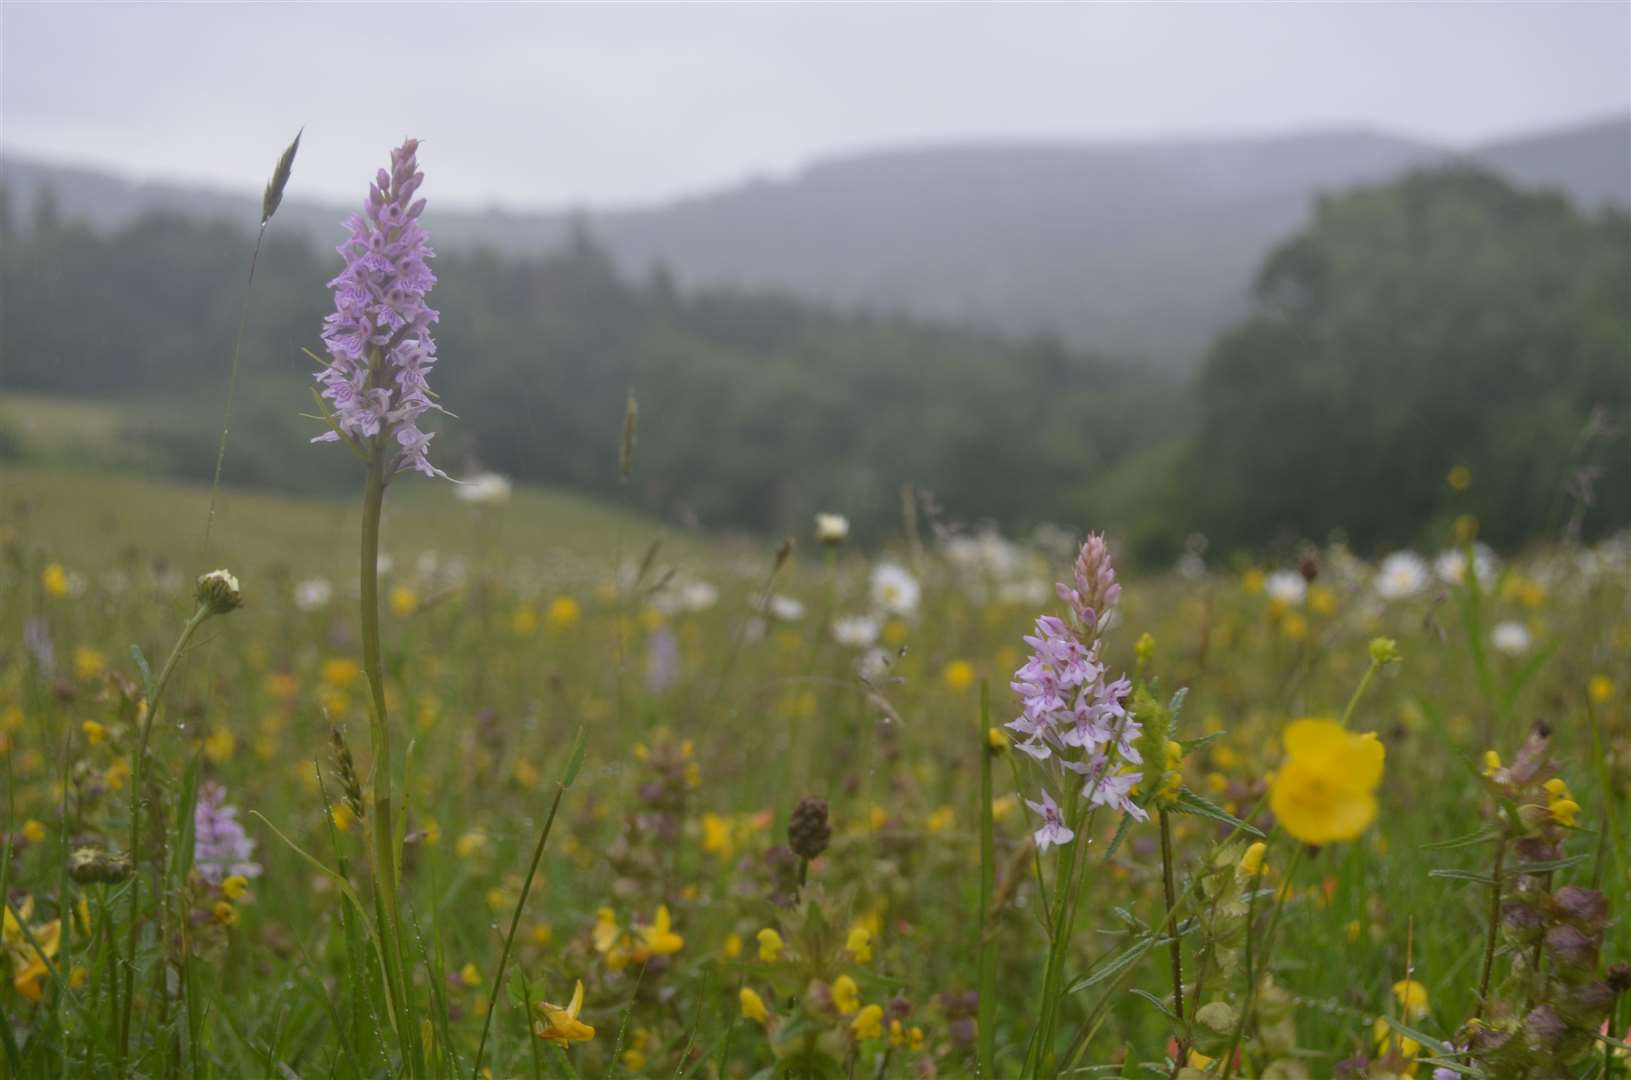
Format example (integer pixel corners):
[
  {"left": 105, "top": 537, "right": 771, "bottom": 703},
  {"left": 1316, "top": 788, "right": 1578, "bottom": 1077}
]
[
  {"left": 1375, "top": 551, "right": 1429, "bottom": 601},
  {"left": 870, "top": 561, "right": 921, "bottom": 618},
  {"left": 1265, "top": 569, "right": 1308, "bottom": 606},
  {"left": 814, "top": 513, "right": 850, "bottom": 545},
  {"left": 454, "top": 472, "right": 513, "bottom": 504},
  {"left": 1435, "top": 544, "right": 1498, "bottom": 589},
  {"left": 831, "top": 613, "right": 882, "bottom": 649},
  {"left": 1491, "top": 621, "right": 1532, "bottom": 657},
  {"left": 294, "top": 576, "right": 333, "bottom": 612}
]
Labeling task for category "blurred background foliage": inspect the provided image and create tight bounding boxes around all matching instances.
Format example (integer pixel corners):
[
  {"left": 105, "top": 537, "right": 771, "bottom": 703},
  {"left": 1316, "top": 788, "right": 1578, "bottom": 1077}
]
[{"left": 1, "top": 165, "right": 1626, "bottom": 563}]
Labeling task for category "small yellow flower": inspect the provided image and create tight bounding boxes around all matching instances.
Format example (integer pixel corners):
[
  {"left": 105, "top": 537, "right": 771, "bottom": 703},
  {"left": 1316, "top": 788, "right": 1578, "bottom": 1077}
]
[
  {"left": 739, "top": 986, "right": 769, "bottom": 1024},
  {"left": 1588, "top": 675, "right": 1614, "bottom": 704},
  {"left": 1238, "top": 841, "right": 1267, "bottom": 877},
  {"left": 73, "top": 647, "right": 105, "bottom": 681},
  {"left": 212, "top": 901, "right": 239, "bottom": 926},
  {"left": 389, "top": 586, "right": 418, "bottom": 617},
  {"left": 81, "top": 720, "right": 106, "bottom": 746},
  {"left": 533, "top": 979, "right": 595, "bottom": 1047},
  {"left": 986, "top": 727, "right": 1010, "bottom": 752},
  {"left": 1482, "top": 749, "right": 1502, "bottom": 777},
  {"left": 1368, "top": 637, "right": 1401, "bottom": 665},
  {"left": 1447, "top": 464, "right": 1471, "bottom": 491},
  {"left": 203, "top": 728, "right": 235, "bottom": 764},
  {"left": 1393, "top": 978, "right": 1429, "bottom": 1021},
  {"left": 756, "top": 927, "right": 783, "bottom": 963},
  {"left": 511, "top": 605, "right": 539, "bottom": 636},
  {"left": 1550, "top": 798, "right": 1581, "bottom": 828},
  {"left": 941, "top": 659, "right": 976, "bottom": 692},
  {"left": 21, "top": 819, "right": 46, "bottom": 844},
  {"left": 455, "top": 830, "right": 486, "bottom": 859},
  {"left": 459, "top": 962, "right": 481, "bottom": 988},
  {"left": 851, "top": 1003, "right": 884, "bottom": 1040},
  {"left": 69, "top": 965, "right": 89, "bottom": 990},
  {"left": 41, "top": 562, "right": 68, "bottom": 598},
  {"left": 593, "top": 909, "right": 622, "bottom": 954},
  {"left": 222, "top": 875, "right": 250, "bottom": 901},
  {"left": 1374, "top": 1016, "right": 1420, "bottom": 1058},
  {"left": 845, "top": 925, "right": 873, "bottom": 964},
  {"left": 1309, "top": 585, "right": 1338, "bottom": 616},
  {"left": 832, "top": 974, "right": 860, "bottom": 1015},
  {"left": 547, "top": 596, "right": 581, "bottom": 629},
  {"left": 1188, "top": 1049, "right": 1216, "bottom": 1069},
  {"left": 909, "top": 1025, "right": 924, "bottom": 1052},
  {"left": 722, "top": 932, "right": 741, "bottom": 959},
  {"left": 639, "top": 905, "right": 684, "bottom": 955},
  {"left": 925, "top": 806, "right": 954, "bottom": 833},
  {"left": 1543, "top": 778, "right": 1570, "bottom": 799},
  {"left": 1268, "top": 718, "right": 1384, "bottom": 845},
  {"left": 1243, "top": 568, "right": 1265, "bottom": 594},
  {"left": 530, "top": 923, "right": 554, "bottom": 948},
  {"left": 320, "top": 658, "right": 360, "bottom": 690},
  {"left": 1281, "top": 612, "right": 1309, "bottom": 642}
]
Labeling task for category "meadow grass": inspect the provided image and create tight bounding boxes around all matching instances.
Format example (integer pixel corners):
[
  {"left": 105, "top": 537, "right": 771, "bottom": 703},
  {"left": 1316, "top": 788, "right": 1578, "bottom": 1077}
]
[{"left": 2, "top": 459, "right": 1627, "bottom": 1078}]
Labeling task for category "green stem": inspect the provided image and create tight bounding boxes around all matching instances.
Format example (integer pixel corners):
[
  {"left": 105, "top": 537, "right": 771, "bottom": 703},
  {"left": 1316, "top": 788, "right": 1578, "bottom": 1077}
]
[
  {"left": 1476, "top": 835, "right": 1506, "bottom": 1013},
  {"left": 119, "top": 602, "right": 211, "bottom": 1059},
  {"left": 1339, "top": 657, "right": 1381, "bottom": 729},
  {"left": 1159, "top": 808, "right": 1186, "bottom": 1069},
  {"left": 976, "top": 681, "right": 997, "bottom": 1079},
  {"left": 359, "top": 443, "right": 412, "bottom": 1045},
  {"left": 471, "top": 779, "right": 569, "bottom": 1079},
  {"left": 202, "top": 225, "right": 267, "bottom": 556},
  {"left": 1219, "top": 843, "right": 1303, "bottom": 1079}
]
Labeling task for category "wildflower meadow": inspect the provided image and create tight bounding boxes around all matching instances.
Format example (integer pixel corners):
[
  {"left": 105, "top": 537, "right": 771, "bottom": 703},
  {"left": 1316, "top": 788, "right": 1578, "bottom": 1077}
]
[{"left": 2, "top": 136, "right": 1629, "bottom": 1080}]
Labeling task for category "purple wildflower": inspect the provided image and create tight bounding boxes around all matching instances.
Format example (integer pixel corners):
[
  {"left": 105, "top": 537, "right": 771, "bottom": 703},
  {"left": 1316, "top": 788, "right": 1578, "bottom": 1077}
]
[
  {"left": 1026, "top": 789, "right": 1075, "bottom": 852},
  {"left": 194, "top": 781, "right": 262, "bottom": 883},
  {"left": 1008, "top": 535, "right": 1142, "bottom": 842},
  {"left": 313, "top": 138, "right": 447, "bottom": 478}
]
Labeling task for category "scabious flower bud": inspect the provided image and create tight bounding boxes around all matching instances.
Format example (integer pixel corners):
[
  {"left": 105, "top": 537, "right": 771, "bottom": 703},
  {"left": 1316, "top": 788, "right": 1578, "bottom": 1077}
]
[
  {"left": 1368, "top": 637, "right": 1400, "bottom": 665},
  {"left": 313, "top": 138, "right": 448, "bottom": 478},
  {"left": 195, "top": 569, "right": 243, "bottom": 616},
  {"left": 788, "top": 796, "right": 832, "bottom": 861}
]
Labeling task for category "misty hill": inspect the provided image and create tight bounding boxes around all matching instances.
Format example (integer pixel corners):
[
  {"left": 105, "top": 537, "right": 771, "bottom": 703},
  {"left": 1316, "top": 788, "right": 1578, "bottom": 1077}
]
[{"left": 3, "top": 115, "right": 1625, "bottom": 367}]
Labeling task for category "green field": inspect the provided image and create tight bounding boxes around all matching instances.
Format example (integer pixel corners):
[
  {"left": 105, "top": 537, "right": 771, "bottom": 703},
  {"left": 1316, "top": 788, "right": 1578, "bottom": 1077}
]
[{"left": 3, "top": 456, "right": 1627, "bottom": 1078}]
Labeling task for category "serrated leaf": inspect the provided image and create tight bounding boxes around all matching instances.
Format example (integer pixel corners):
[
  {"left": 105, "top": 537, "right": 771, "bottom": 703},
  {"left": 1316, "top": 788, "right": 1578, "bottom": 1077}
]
[
  {"left": 1104, "top": 810, "right": 1137, "bottom": 861},
  {"left": 1167, "top": 686, "right": 1188, "bottom": 727},
  {"left": 1420, "top": 827, "right": 1501, "bottom": 851},
  {"left": 1170, "top": 790, "right": 1266, "bottom": 838},
  {"left": 1128, "top": 987, "right": 1179, "bottom": 1022},
  {"left": 1427, "top": 868, "right": 1496, "bottom": 885},
  {"left": 1067, "top": 934, "right": 1160, "bottom": 994}
]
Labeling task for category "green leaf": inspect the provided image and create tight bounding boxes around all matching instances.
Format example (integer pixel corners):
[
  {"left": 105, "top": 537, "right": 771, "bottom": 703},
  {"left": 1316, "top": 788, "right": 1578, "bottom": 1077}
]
[
  {"left": 1067, "top": 934, "right": 1160, "bottom": 994},
  {"left": 1103, "top": 810, "right": 1137, "bottom": 861},
  {"left": 1420, "top": 827, "right": 1501, "bottom": 851},
  {"left": 1127, "top": 987, "right": 1179, "bottom": 1022},
  {"left": 562, "top": 725, "right": 588, "bottom": 787},
  {"left": 130, "top": 643, "right": 154, "bottom": 698},
  {"left": 1427, "top": 868, "right": 1496, "bottom": 885},
  {"left": 1169, "top": 790, "right": 1265, "bottom": 838}
]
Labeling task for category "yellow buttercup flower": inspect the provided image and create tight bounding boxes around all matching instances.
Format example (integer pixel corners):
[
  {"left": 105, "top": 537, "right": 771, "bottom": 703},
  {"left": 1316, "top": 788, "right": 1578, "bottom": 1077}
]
[
  {"left": 1393, "top": 978, "right": 1429, "bottom": 1021},
  {"left": 593, "top": 908, "right": 622, "bottom": 954},
  {"left": 1588, "top": 675, "right": 1614, "bottom": 704},
  {"left": 845, "top": 925, "right": 872, "bottom": 964},
  {"left": 739, "top": 987, "right": 768, "bottom": 1024},
  {"left": 851, "top": 1003, "right": 884, "bottom": 1040},
  {"left": 388, "top": 586, "right": 418, "bottom": 617},
  {"left": 832, "top": 974, "right": 860, "bottom": 1014},
  {"left": 41, "top": 563, "right": 68, "bottom": 598},
  {"left": 1268, "top": 718, "right": 1385, "bottom": 845},
  {"left": 534, "top": 979, "right": 595, "bottom": 1047},
  {"left": 73, "top": 647, "right": 105, "bottom": 681},
  {"left": 941, "top": 659, "right": 975, "bottom": 692},
  {"left": 82, "top": 720, "right": 106, "bottom": 746},
  {"left": 458, "top": 962, "right": 481, "bottom": 988},
  {"left": 547, "top": 596, "right": 581, "bottom": 629},
  {"left": 639, "top": 905, "right": 683, "bottom": 955}
]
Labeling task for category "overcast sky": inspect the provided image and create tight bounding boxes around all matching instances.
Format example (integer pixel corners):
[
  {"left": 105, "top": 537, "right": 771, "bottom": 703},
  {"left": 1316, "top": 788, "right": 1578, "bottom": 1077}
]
[{"left": 3, "top": 3, "right": 1627, "bottom": 210}]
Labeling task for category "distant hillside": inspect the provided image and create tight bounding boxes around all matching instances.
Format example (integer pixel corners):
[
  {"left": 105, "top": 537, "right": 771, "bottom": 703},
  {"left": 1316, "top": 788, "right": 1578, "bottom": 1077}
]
[{"left": 4, "top": 115, "right": 1625, "bottom": 368}]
